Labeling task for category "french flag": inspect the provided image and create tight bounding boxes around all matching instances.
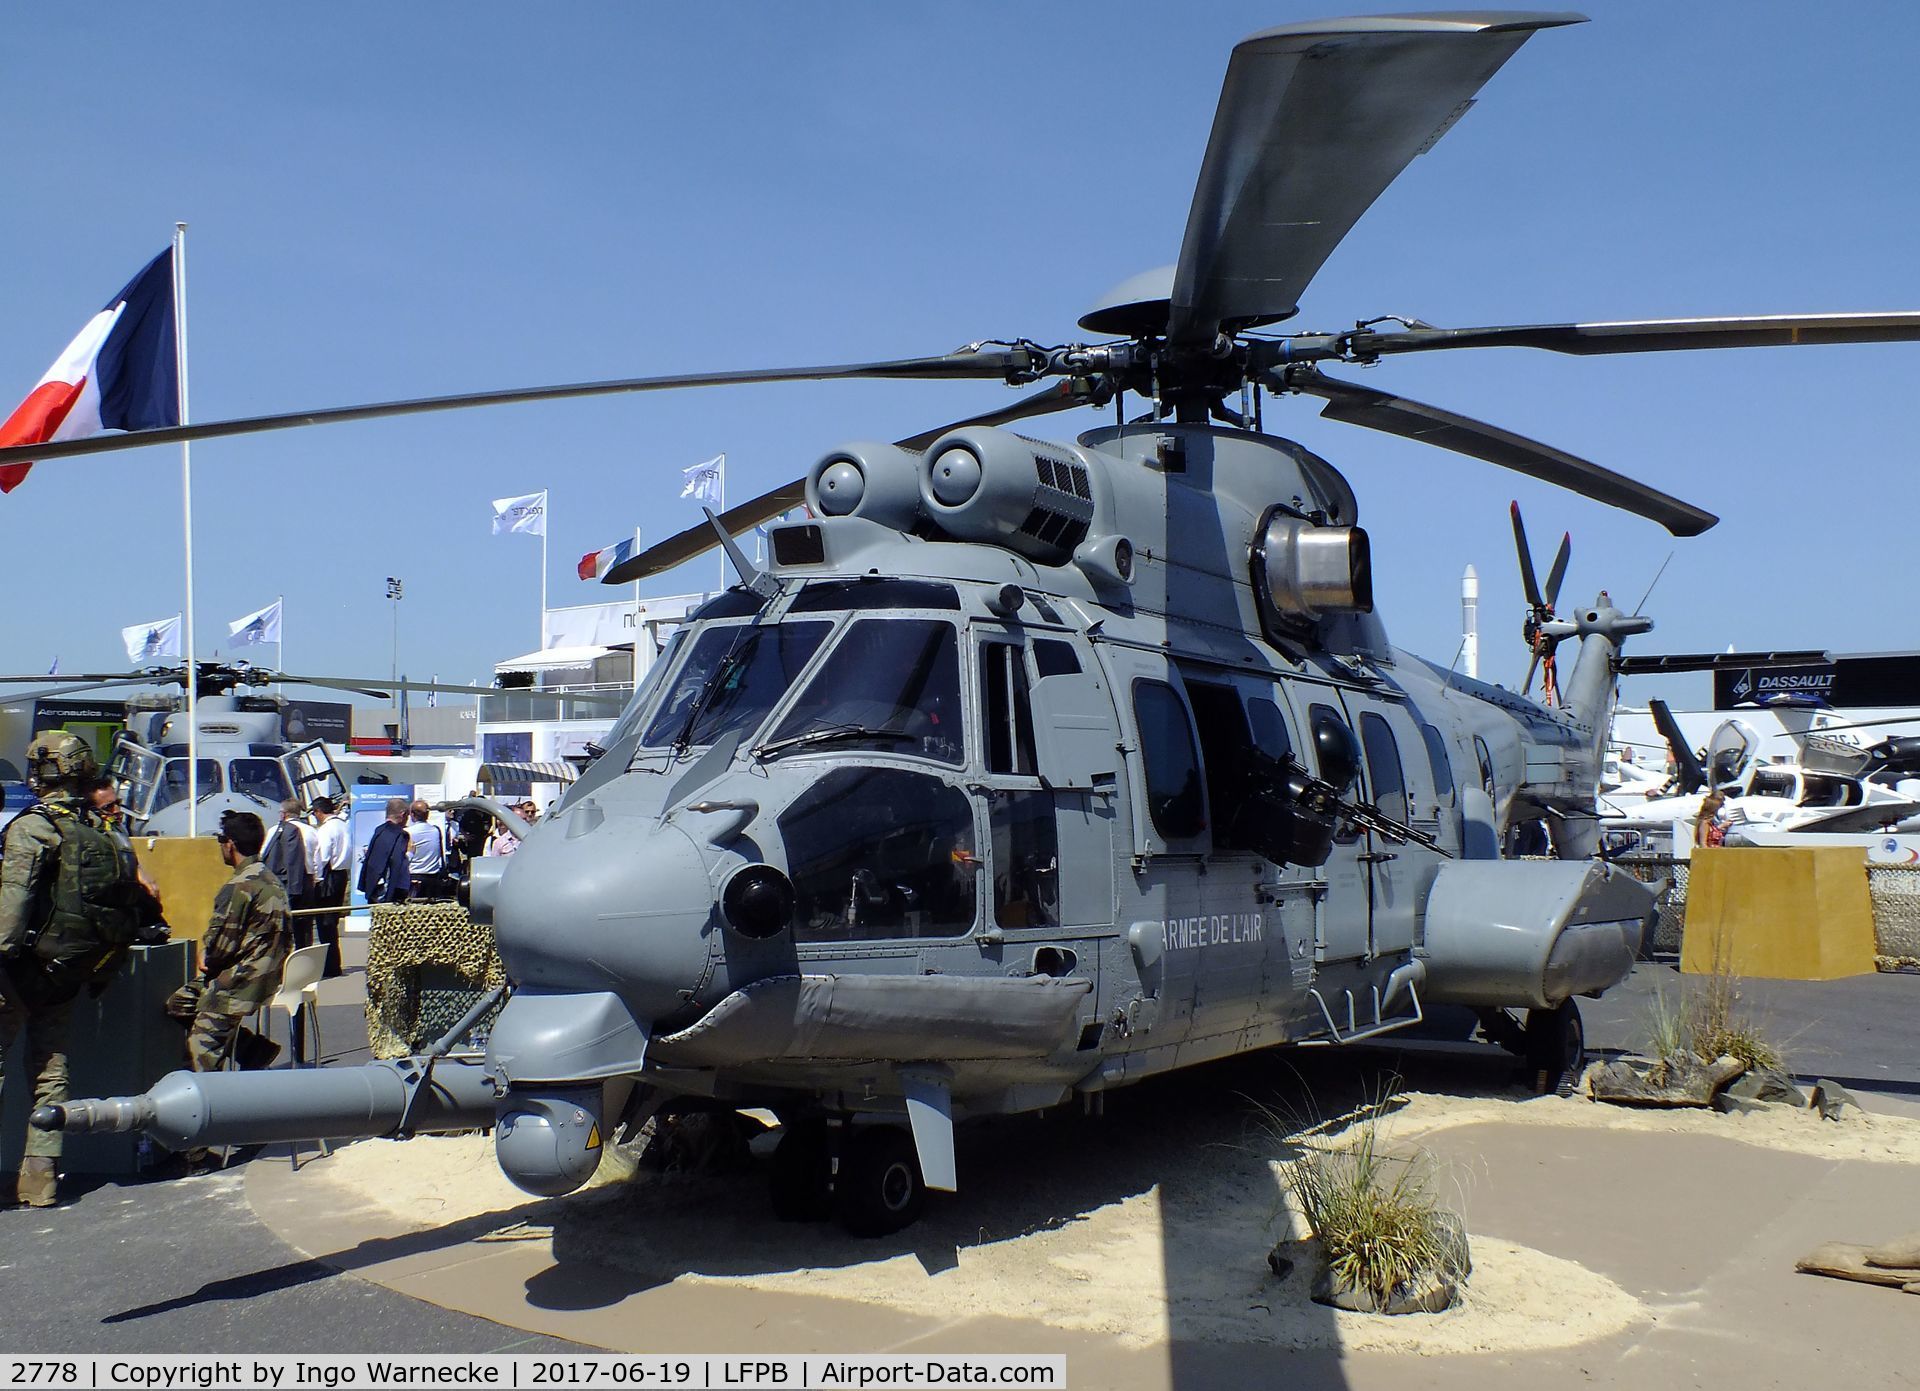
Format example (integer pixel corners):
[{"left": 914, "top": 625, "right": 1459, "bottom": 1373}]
[
  {"left": 578, "top": 534, "right": 638, "bottom": 581},
  {"left": 0, "top": 248, "right": 179, "bottom": 493}
]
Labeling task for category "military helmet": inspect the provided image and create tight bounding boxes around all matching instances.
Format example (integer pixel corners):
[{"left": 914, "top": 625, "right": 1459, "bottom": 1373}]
[{"left": 26, "top": 730, "right": 99, "bottom": 793}]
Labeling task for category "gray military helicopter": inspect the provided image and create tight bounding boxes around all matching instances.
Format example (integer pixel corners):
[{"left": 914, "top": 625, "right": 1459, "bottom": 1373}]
[
  {"left": 0, "top": 663, "right": 614, "bottom": 834},
  {"left": 28, "top": 12, "right": 1920, "bottom": 1235}
]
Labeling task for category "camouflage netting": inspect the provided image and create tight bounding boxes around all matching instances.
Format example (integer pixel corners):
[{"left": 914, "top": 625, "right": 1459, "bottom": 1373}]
[
  {"left": 364, "top": 900, "right": 507, "bottom": 1059},
  {"left": 1868, "top": 864, "right": 1920, "bottom": 973}
]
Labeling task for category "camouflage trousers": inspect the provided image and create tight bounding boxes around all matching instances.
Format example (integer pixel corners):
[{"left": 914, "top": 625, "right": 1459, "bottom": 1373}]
[
  {"left": 0, "top": 994, "right": 73, "bottom": 1160},
  {"left": 165, "top": 982, "right": 270, "bottom": 1073}
]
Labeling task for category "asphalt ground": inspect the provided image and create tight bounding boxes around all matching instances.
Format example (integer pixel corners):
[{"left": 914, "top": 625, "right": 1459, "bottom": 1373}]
[{"left": 2, "top": 943, "right": 1915, "bottom": 1356}]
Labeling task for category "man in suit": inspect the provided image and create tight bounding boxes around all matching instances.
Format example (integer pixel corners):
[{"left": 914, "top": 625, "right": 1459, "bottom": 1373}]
[{"left": 358, "top": 796, "right": 412, "bottom": 905}]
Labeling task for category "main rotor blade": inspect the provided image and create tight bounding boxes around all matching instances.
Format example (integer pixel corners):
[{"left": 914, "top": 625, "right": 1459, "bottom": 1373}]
[
  {"left": 1290, "top": 369, "right": 1719, "bottom": 537},
  {"left": 0, "top": 348, "right": 1037, "bottom": 470},
  {"left": 1360, "top": 312, "right": 1920, "bottom": 358},
  {"left": 0, "top": 672, "right": 161, "bottom": 686},
  {"left": 601, "top": 380, "right": 1091, "bottom": 585},
  {"left": 601, "top": 481, "right": 807, "bottom": 587},
  {"left": 280, "top": 673, "right": 627, "bottom": 709},
  {"left": 1509, "top": 501, "right": 1543, "bottom": 610},
  {"left": 0, "top": 678, "right": 171, "bottom": 704},
  {"left": 1614, "top": 649, "right": 1829, "bottom": 675},
  {"left": 1543, "top": 531, "right": 1572, "bottom": 610},
  {"left": 1168, "top": 12, "right": 1581, "bottom": 345}
]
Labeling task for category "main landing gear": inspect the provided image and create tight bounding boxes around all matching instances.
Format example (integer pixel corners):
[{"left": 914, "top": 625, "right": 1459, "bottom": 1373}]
[
  {"left": 769, "top": 1118, "right": 928, "bottom": 1237},
  {"left": 1478, "top": 998, "right": 1586, "bottom": 1096}
]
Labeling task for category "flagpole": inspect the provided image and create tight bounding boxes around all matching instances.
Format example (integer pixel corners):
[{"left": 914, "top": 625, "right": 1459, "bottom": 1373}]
[
  {"left": 276, "top": 593, "right": 284, "bottom": 693},
  {"left": 540, "top": 488, "right": 549, "bottom": 648},
  {"left": 175, "top": 222, "right": 199, "bottom": 837},
  {"left": 717, "top": 458, "right": 726, "bottom": 593}
]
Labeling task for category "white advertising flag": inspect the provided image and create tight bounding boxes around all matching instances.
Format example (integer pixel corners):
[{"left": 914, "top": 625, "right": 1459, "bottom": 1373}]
[
  {"left": 680, "top": 454, "right": 724, "bottom": 506},
  {"left": 122, "top": 614, "right": 183, "bottom": 665},
  {"left": 227, "top": 598, "right": 284, "bottom": 648},
  {"left": 491, "top": 490, "right": 548, "bottom": 537}
]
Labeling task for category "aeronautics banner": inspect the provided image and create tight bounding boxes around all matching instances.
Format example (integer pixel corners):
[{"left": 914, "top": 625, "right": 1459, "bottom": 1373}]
[{"left": 1714, "top": 653, "right": 1920, "bottom": 709}]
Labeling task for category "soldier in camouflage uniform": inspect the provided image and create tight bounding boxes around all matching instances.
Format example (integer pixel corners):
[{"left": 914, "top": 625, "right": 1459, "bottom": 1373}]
[
  {"left": 166, "top": 810, "right": 291, "bottom": 1080},
  {"left": 0, "top": 732, "right": 147, "bottom": 1208}
]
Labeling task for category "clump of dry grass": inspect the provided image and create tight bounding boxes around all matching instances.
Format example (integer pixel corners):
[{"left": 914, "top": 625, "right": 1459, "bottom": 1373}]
[
  {"left": 1687, "top": 933, "right": 1782, "bottom": 1072},
  {"left": 1642, "top": 931, "right": 1783, "bottom": 1078},
  {"left": 1268, "top": 1091, "right": 1462, "bottom": 1307}
]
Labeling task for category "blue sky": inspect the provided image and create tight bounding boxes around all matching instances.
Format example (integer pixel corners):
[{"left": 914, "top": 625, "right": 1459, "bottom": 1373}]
[{"left": 4, "top": 4, "right": 1918, "bottom": 704}]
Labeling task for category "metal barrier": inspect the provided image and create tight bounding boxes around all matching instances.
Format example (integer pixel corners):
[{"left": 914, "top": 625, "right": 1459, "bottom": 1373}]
[
  {"left": 1867, "top": 862, "right": 1920, "bottom": 970},
  {"left": 1612, "top": 854, "right": 1689, "bottom": 957}
]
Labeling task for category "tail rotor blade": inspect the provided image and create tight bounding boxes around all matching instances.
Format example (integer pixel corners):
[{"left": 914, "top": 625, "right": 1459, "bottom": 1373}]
[
  {"left": 1510, "top": 501, "right": 1543, "bottom": 610},
  {"left": 1648, "top": 698, "right": 1708, "bottom": 795},
  {"left": 1543, "top": 532, "right": 1571, "bottom": 610}
]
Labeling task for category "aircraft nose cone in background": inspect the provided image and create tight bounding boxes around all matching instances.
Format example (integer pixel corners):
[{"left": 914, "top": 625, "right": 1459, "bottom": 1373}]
[{"left": 490, "top": 810, "right": 716, "bottom": 1028}]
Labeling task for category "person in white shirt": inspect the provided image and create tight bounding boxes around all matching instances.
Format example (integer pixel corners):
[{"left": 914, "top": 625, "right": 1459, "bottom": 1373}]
[
  {"left": 305, "top": 795, "right": 352, "bottom": 978},
  {"left": 405, "top": 799, "right": 449, "bottom": 897}
]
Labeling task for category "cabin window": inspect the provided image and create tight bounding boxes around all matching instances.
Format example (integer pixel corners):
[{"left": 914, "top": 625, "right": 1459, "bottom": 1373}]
[
  {"left": 1359, "top": 712, "right": 1409, "bottom": 824},
  {"left": 767, "top": 618, "right": 964, "bottom": 764},
  {"left": 781, "top": 767, "right": 978, "bottom": 941},
  {"left": 1033, "top": 639, "right": 1080, "bottom": 678},
  {"left": 1247, "top": 695, "right": 1294, "bottom": 762},
  {"left": 1185, "top": 680, "right": 1260, "bottom": 854},
  {"left": 641, "top": 621, "right": 833, "bottom": 749},
  {"left": 1133, "top": 680, "right": 1206, "bottom": 841},
  {"left": 1419, "top": 723, "right": 1455, "bottom": 801},
  {"left": 980, "top": 642, "right": 1038, "bottom": 776},
  {"left": 989, "top": 789, "right": 1059, "bottom": 928}
]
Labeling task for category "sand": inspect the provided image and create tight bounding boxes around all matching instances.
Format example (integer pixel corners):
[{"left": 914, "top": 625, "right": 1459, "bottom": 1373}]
[
  {"left": 1383, "top": 1086, "right": 1920, "bottom": 1165},
  {"left": 302, "top": 1086, "right": 1920, "bottom": 1356}
]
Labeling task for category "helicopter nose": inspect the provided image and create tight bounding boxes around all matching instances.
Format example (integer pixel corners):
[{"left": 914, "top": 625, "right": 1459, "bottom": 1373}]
[{"left": 491, "top": 812, "right": 715, "bottom": 1027}]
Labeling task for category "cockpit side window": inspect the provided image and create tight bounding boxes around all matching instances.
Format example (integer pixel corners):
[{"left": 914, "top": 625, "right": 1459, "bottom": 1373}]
[
  {"left": 766, "top": 618, "right": 964, "bottom": 764},
  {"left": 1133, "top": 680, "right": 1206, "bottom": 842},
  {"left": 981, "top": 641, "right": 1037, "bottom": 776},
  {"left": 781, "top": 766, "right": 978, "bottom": 941}
]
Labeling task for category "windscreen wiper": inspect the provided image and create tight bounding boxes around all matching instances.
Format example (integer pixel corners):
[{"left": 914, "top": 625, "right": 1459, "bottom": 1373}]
[{"left": 752, "top": 724, "right": 915, "bottom": 760}]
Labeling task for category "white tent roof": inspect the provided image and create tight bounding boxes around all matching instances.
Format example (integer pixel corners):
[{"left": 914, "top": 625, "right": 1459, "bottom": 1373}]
[{"left": 494, "top": 644, "right": 614, "bottom": 672}]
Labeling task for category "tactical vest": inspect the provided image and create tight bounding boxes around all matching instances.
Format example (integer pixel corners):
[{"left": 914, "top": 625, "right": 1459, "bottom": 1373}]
[{"left": 17, "top": 807, "right": 143, "bottom": 996}]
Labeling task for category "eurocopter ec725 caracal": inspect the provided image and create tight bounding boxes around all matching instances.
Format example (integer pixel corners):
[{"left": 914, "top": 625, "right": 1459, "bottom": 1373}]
[{"left": 29, "top": 13, "right": 1920, "bottom": 1235}]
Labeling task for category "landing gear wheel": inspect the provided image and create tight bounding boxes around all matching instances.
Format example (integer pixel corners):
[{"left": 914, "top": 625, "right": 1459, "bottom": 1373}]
[
  {"left": 768, "top": 1121, "right": 832, "bottom": 1222},
  {"left": 834, "top": 1126, "right": 925, "bottom": 1238},
  {"left": 1525, "top": 1000, "right": 1585, "bottom": 1097}
]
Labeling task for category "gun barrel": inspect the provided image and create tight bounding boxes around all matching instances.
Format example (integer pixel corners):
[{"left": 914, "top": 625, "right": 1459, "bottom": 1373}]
[{"left": 33, "top": 1058, "right": 497, "bottom": 1150}]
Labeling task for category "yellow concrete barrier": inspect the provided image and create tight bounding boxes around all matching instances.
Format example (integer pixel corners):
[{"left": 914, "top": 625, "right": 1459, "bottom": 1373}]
[
  {"left": 134, "top": 835, "right": 230, "bottom": 948},
  {"left": 1682, "top": 845, "right": 1877, "bottom": 980}
]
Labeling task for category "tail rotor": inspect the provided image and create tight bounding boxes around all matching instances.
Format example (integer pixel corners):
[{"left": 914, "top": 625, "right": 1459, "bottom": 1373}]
[{"left": 1511, "top": 501, "right": 1571, "bottom": 705}]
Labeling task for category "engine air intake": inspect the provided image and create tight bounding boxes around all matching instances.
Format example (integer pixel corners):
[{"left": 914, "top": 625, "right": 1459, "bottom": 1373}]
[{"left": 918, "top": 427, "right": 1099, "bottom": 564}]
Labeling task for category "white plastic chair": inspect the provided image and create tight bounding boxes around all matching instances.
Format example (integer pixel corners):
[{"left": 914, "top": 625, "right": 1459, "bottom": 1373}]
[{"left": 268, "top": 943, "right": 331, "bottom": 1067}]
